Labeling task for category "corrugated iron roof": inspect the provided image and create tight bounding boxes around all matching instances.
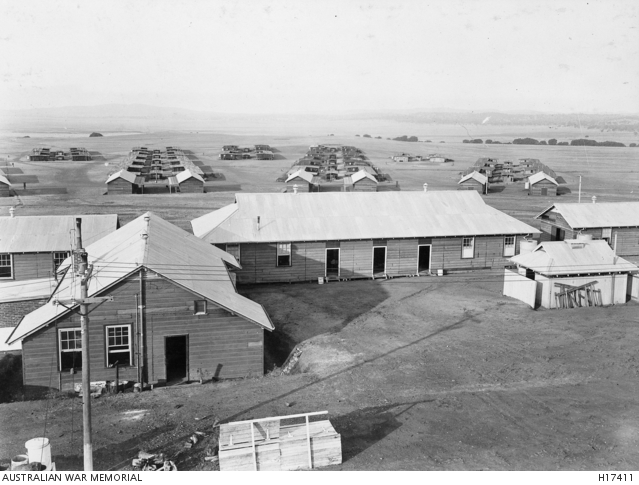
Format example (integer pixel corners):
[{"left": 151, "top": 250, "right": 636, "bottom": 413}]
[
  {"left": 105, "top": 170, "right": 136, "bottom": 184},
  {"left": 509, "top": 239, "right": 638, "bottom": 276},
  {"left": 191, "top": 191, "right": 540, "bottom": 244},
  {"left": 7, "top": 212, "right": 273, "bottom": 344},
  {"left": 285, "top": 170, "right": 314, "bottom": 184},
  {"left": 0, "top": 174, "right": 10, "bottom": 186},
  {"left": 0, "top": 214, "right": 119, "bottom": 253},
  {"left": 351, "top": 170, "right": 378, "bottom": 184},
  {"left": 535, "top": 202, "right": 639, "bottom": 228},
  {"left": 458, "top": 171, "right": 487, "bottom": 185},
  {"left": 0, "top": 278, "right": 56, "bottom": 303},
  {"left": 528, "top": 171, "right": 558, "bottom": 186},
  {"left": 0, "top": 327, "right": 21, "bottom": 353},
  {"left": 176, "top": 169, "right": 205, "bottom": 184}
]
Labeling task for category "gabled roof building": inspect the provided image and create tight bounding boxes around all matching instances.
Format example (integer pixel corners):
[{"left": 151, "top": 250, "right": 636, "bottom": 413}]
[
  {"left": 535, "top": 201, "right": 639, "bottom": 257},
  {"left": 191, "top": 191, "right": 539, "bottom": 283},
  {"left": 6, "top": 212, "right": 273, "bottom": 392}
]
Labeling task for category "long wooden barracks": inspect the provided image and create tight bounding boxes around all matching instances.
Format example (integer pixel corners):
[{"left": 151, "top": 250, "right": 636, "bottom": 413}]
[
  {"left": 191, "top": 191, "right": 540, "bottom": 284},
  {"left": 535, "top": 201, "right": 639, "bottom": 257},
  {"left": 5, "top": 212, "right": 273, "bottom": 393}
]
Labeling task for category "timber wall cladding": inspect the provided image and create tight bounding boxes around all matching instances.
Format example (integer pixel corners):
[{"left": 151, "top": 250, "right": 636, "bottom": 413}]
[
  {"left": 21, "top": 274, "right": 264, "bottom": 391},
  {"left": 234, "top": 236, "right": 518, "bottom": 283},
  {"left": 107, "top": 178, "right": 133, "bottom": 194},
  {"left": 179, "top": 179, "right": 203, "bottom": 193},
  {"left": 12, "top": 253, "right": 56, "bottom": 280}
]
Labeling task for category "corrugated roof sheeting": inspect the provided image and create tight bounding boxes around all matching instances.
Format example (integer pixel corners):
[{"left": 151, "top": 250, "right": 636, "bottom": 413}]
[
  {"left": 0, "top": 174, "right": 10, "bottom": 186},
  {"left": 105, "top": 170, "right": 136, "bottom": 184},
  {"left": 191, "top": 191, "right": 539, "bottom": 243},
  {"left": 351, "top": 170, "right": 378, "bottom": 184},
  {"left": 510, "top": 239, "right": 638, "bottom": 276},
  {"left": 176, "top": 169, "right": 205, "bottom": 184},
  {"left": 0, "top": 278, "right": 56, "bottom": 303},
  {"left": 7, "top": 212, "right": 273, "bottom": 344},
  {"left": 528, "top": 172, "right": 558, "bottom": 186},
  {"left": 536, "top": 202, "right": 639, "bottom": 228},
  {"left": 285, "top": 170, "right": 314, "bottom": 184},
  {"left": 0, "top": 214, "right": 119, "bottom": 253},
  {"left": 458, "top": 171, "right": 487, "bottom": 185}
]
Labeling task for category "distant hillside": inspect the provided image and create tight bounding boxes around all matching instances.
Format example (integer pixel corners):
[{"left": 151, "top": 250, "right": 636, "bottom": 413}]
[{"left": 361, "top": 111, "right": 639, "bottom": 133}]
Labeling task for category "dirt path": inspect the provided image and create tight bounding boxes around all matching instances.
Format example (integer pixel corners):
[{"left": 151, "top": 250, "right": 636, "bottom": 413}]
[{"left": 1, "top": 276, "right": 637, "bottom": 470}]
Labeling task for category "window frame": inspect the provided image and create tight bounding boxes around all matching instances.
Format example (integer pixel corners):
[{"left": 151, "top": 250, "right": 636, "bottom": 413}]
[
  {"left": 105, "top": 324, "right": 133, "bottom": 368},
  {"left": 194, "top": 300, "right": 207, "bottom": 315},
  {"left": 58, "top": 328, "right": 82, "bottom": 371},
  {"left": 225, "top": 244, "right": 241, "bottom": 263},
  {"left": 0, "top": 253, "right": 13, "bottom": 279},
  {"left": 276, "top": 243, "right": 292, "bottom": 267},
  {"left": 503, "top": 236, "right": 516, "bottom": 257},
  {"left": 53, "top": 251, "right": 70, "bottom": 272},
  {"left": 461, "top": 237, "right": 475, "bottom": 259}
]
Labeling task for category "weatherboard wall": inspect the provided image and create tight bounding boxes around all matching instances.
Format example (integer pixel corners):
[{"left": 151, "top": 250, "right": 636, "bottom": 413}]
[
  {"left": 106, "top": 178, "right": 134, "bottom": 194},
  {"left": 178, "top": 178, "right": 204, "bottom": 193},
  {"left": 529, "top": 179, "right": 557, "bottom": 197},
  {"left": 20, "top": 272, "right": 264, "bottom": 393},
  {"left": 229, "top": 236, "right": 526, "bottom": 284},
  {"left": 11, "top": 253, "right": 58, "bottom": 280}
]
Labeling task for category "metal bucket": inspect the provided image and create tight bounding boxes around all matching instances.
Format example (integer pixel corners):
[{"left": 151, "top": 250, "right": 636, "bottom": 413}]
[{"left": 25, "top": 438, "right": 51, "bottom": 470}]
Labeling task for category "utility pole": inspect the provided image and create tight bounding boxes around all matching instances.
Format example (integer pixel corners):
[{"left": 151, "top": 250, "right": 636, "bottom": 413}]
[
  {"left": 54, "top": 219, "right": 111, "bottom": 471},
  {"left": 578, "top": 175, "right": 582, "bottom": 203}
]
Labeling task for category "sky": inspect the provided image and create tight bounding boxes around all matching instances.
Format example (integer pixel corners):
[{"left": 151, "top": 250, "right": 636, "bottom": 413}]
[{"left": 0, "top": 0, "right": 637, "bottom": 114}]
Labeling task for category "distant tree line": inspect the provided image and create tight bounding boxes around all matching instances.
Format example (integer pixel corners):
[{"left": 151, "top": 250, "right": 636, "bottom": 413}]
[
  {"left": 393, "top": 135, "right": 419, "bottom": 142},
  {"left": 511, "top": 137, "right": 629, "bottom": 147}
]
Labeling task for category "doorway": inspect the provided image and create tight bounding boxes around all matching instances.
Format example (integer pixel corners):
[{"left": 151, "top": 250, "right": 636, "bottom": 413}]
[
  {"left": 165, "top": 335, "right": 188, "bottom": 382},
  {"left": 325, "top": 248, "right": 340, "bottom": 278},
  {"left": 418, "top": 245, "right": 431, "bottom": 273},
  {"left": 541, "top": 187, "right": 548, "bottom": 196},
  {"left": 372, "top": 247, "right": 386, "bottom": 275}
]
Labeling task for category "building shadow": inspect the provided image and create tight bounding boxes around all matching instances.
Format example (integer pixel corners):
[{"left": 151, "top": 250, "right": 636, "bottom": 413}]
[
  {"left": 557, "top": 186, "right": 572, "bottom": 195},
  {"left": 204, "top": 183, "right": 241, "bottom": 192}
]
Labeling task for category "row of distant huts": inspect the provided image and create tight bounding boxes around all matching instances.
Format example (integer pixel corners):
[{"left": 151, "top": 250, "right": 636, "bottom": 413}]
[
  {"left": 2, "top": 196, "right": 638, "bottom": 393},
  {"left": 220, "top": 145, "right": 274, "bottom": 160},
  {"left": 29, "top": 147, "right": 92, "bottom": 161}
]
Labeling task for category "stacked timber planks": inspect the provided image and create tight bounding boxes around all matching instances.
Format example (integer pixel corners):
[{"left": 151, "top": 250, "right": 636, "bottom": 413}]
[{"left": 219, "top": 412, "right": 342, "bottom": 471}]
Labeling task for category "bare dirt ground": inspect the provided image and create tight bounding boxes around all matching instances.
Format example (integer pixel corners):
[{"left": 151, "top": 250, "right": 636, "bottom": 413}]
[
  {"left": 0, "top": 127, "right": 638, "bottom": 471},
  {"left": 1, "top": 276, "right": 638, "bottom": 471}
]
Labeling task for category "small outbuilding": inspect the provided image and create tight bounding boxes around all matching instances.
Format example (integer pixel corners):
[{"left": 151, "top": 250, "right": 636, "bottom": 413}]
[
  {"left": 176, "top": 169, "right": 205, "bottom": 193},
  {"left": 106, "top": 170, "right": 137, "bottom": 194},
  {"left": 0, "top": 174, "right": 11, "bottom": 197},
  {"left": 458, "top": 171, "right": 487, "bottom": 194},
  {"left": 256, "top": 150, "right": 274, "bottom": 160},
  {"left": 346, "top": 170, "right": 378, "bottom": 192},
  {"left": 285, "top": 170, "right": 316, "bottom": 192},
  {"left": 528, "top": 172, "right": 558, "bottom": 196},
  {"left": 504, "top": 238, "right": 638, "bottom": 309}
]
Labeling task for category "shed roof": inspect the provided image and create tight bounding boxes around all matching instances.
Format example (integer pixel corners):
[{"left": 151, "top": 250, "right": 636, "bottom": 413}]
[
  {"left": 0, "top": 328, "right": 21, "bottom": 353},
  {"left": 528, "top": 171, "right": 558, "bottom": 186},
  {"left": 509, "top": 239, "right": 638, "bottom": 276},
  {"left": 351, "top": 170, "right": 378, "bottom": 184},
  {"left": 176, "top": 169, "right": 205, "bottom": 184},
  {"left": 0, "top": 278, "right": 56, "bottom": 304},
  {"left": 7, "top": 212, "right": 273, "bottom": 344},
  {"left": 0, "top": 174, "right": 10, "bottom": 186},
  {"left": 285, "top": 170, "right": 314, "bottom": 184},
  {"left": 105, "top": 170, "right": 137, "bottom": 184},
  {"left": 191, "top": 191, "right": 539, "bottom": 244},
  {"left": 0, "top": 214, "right": 119, "bottom": 253},
  {"left": 535, "top": 202, "right": 639, "bottom": 229},
  {"left": 458, "top": 171, "right": 487, "bottom": 185}
]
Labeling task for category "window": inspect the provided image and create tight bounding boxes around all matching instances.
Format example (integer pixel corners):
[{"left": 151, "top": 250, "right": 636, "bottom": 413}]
[
  {"left": 105, "top": 325, "right": 132, "bottom": 367},
  {"left": 225, "top": 244, "right": 240, "bottom": 262},
  {"left": 53, "top": 251, "right": 70, "bottom": 271},
  {"left": 602, "top": 228, "right": 612, "bottom": 246},
  {"left": 277, "top": 243, "right": 291, "bottom": 266},
  {"left": 0, "top": 254, "right": 12, "bottom": 279},
  {"left": 462, "top": 237, "right": 475, "bottom": 259},
  {"left": 504, "top": 236, "right": 516, "bottom": 257},
  {"left": 194, "top": 300, "right": 207, "bottom": 315},
  {"left": 59, "top": 329, "right": 82, "bottom": 370}
]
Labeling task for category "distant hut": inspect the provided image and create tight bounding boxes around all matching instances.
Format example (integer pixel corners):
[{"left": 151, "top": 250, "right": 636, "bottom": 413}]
[
  {"left": 254, "top": 144, "right": 270, "bottom": 151},
  {"left": 241, "top": 153, "right": 252, "bottom": 159},
  {"left": 256, "top": 150, "right": 274, "bottom": 160},
  {"left": 0, "top": 174, "right": 11, "bottom": 197},
  {"left": 528, "top": 172, "right": 558, "bottom": 196},
  {"left": 176, "top": 170, "right": 205, "bottom": 193},
  {"left": 223, "top": 145, "right": 239, "bottom": 152},
  {"left": 285, "top": 170, "right": 315, "bottom": 192},
  {"left": 347, "top": 170, "right": 378, "bottom": 192},
  {"left": 105, "top": 170, "right": 137, "bottom": 194},
  {"left": 458, "top": 171, "right": 487, "bottom": 194}
]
